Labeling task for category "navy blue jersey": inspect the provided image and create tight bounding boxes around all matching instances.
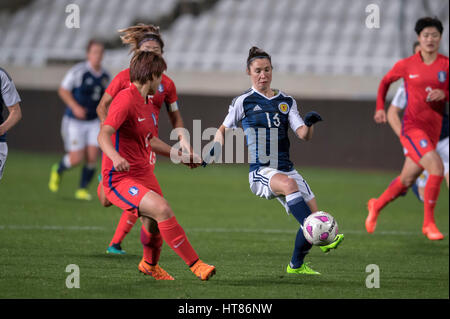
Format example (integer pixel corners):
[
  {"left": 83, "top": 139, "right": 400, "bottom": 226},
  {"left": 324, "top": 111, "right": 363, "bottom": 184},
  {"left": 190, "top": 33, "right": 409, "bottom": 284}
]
[
  {"left": 223, "top": 88, "right": 304, "bottom": 172},
  {"left": 61, "top": 62, "right": 110, "bottom": 121},
  {"left": 0, "top": 68, "right": 21, "bottom": 142}
]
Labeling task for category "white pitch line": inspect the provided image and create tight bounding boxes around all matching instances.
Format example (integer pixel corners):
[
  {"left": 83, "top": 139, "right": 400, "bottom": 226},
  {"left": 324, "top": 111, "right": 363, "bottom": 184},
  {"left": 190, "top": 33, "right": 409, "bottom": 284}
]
[{"left": 0, "top": 225, "right": 446, "bottom": 236}]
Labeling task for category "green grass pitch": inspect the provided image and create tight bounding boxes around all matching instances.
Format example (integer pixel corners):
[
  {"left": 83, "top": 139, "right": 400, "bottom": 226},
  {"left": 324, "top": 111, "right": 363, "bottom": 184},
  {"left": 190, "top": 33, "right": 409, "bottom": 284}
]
[{"left": 0, "top": 151, "right": 448, "bottom": 299}]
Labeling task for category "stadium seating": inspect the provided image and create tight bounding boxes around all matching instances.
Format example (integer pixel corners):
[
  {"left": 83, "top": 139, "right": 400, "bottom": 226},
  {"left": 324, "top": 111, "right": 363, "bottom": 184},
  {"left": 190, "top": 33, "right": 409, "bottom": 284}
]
[{"left": 0, "top": 0, "right": 448, "bottom": 75}]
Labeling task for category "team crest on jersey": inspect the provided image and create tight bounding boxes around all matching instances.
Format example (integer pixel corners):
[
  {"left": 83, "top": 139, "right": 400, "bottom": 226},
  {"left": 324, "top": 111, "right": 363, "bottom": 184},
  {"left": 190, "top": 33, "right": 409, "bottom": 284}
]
[
  {"left": 278, "top": 102, "right": 289, "bottom": 114},
  {"left": 438, "top": 71, "right": 447, "bottom": 83},
  {"left": 85, "top": 78, "right": 93, "bottom": 85},
  {"left": 419, "top": 139, "right": 428, "bottom": 148},
  {"left": 158, "top": 84, "right": 164, "bottom": 93},
  {"left": 128, "top": 186, "right": 139, "bottom": 196}
]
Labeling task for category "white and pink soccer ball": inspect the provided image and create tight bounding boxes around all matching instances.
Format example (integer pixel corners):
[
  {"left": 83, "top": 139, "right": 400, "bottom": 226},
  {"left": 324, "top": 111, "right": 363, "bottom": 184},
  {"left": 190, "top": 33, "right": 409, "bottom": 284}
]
[{"left": 302, "top": 211, "right": 338, "bottom": 246}]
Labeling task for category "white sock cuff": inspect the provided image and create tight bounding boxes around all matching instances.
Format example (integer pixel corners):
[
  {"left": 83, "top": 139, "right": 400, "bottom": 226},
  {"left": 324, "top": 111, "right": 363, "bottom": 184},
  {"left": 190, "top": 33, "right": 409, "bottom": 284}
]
[{"left": 286, "top": 191, "right": 302, "bottom": 203}]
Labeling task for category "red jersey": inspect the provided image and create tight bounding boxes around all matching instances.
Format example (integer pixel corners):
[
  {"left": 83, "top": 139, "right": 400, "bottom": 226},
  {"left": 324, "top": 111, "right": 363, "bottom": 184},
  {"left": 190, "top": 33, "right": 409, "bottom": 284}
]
[
  {"left": 105, "top": 69, "right": 178, "bottom": 129},
  {"left": 102, "top": 84, "right": 157, "bottom": 182},
  {"left": 376, "top": 52, "right": 449, "bottom": 145}
]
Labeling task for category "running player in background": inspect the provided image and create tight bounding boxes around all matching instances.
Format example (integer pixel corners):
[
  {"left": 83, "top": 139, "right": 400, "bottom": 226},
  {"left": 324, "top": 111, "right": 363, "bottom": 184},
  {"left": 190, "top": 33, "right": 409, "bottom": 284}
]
[
  {"left": 387, "top": 41, "right": 449, "bottom": 201},
  {"left": 0, "top": 68, "right": 22, "bottom": 181},
  {"left": 204, "top": 47, "right": 344, "bottom": 275},
  {"left": 48, "top": 39, "right": 110, "bottom": 200},
  {"left": 96, "top": 24, "right": 199, "bottom": 255},
  {"left": 368, "top": 17, "right": 449, "bottom": 240},
  {"left": 98, "top": 51, "right": 215, "bottom": 281}
]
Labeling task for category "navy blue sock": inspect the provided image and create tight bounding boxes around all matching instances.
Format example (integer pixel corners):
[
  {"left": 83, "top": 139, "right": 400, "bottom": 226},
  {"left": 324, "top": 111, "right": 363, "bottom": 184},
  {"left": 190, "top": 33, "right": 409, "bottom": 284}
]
[
  {"left": 80, "top": 165, "right": 96, "bottom": 189},
  {"left": 411, "top": 183, "right": 423, "bottom": 202},
  {"left": 57, "top": 159, "right": 68, "bottom": 174},
  {"left": 286, "top": 191, "right": 313, "bottom": 269}
]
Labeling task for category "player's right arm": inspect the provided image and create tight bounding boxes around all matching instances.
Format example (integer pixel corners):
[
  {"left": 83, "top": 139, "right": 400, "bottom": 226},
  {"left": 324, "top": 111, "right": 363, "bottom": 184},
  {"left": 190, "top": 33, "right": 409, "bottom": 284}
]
[
  {"left": 96, "top": 92, "right": 113, "bottom": 124},
  {"left": 98, "top": 124, "right": 129, "bottom": 172},
  {"left": 374, "top": 60, "right": 405, "bottom": 124},
  {"left": 387, "top": 105, "right": 403, "bottom": 138},
  {"left": 97, "top": 92, "right": 130, "bottom": 172},
  {"left": 59, "top": 67, "right": 87, "bottom": 120},
  {"left": 386, "top": 83, "right": 406, "bottom": 138}
]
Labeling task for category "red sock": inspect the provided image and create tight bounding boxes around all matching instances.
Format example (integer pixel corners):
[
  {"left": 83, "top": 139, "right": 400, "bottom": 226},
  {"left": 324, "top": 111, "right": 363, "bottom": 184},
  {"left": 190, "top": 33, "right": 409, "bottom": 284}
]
[
  {"left": 140, "top": 226, "right": 163, "bottom": 265},
  {"left": 109, "top": 210, "right": 138, "bottom": 246},
  {"left": 423, "top": 174, "right": 444, "bottom": 227},
  {"left": 158, "top": 216, "right": 199, "bottom": 266},
  {"left": 374, "top": 177, "right": 408, "bottom": 212}
]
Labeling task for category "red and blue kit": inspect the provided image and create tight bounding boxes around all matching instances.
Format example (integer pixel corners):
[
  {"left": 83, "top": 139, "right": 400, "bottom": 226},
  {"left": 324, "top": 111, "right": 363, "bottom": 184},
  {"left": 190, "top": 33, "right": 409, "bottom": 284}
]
[
  {"left": 377, "top": 52, "right": 449, "bottom": 164},
  {"left": 102, "top": 84, "right": 162, "bottom": 212},
  {"left": 105, "top": 69, "right": 178, "bottom": 135}
]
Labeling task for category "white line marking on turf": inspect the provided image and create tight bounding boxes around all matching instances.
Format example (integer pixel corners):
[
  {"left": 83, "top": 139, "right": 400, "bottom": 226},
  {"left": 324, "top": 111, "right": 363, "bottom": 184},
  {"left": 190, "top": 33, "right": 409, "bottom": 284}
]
[{"left": 1, "top": 225, "right": 446, "bottom": 236}]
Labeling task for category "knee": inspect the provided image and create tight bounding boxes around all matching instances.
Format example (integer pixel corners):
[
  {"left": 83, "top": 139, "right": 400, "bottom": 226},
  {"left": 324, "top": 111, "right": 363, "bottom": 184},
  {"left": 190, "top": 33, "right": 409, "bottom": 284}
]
[
  {"left": 400, "top": 176, "right": 415, "bottom": 188},
  {"left": 283, "top": 178, "right": 299, "bottom": 195},
  {"left": 156, "top": 201, "right": 173, "bottom": 221}
]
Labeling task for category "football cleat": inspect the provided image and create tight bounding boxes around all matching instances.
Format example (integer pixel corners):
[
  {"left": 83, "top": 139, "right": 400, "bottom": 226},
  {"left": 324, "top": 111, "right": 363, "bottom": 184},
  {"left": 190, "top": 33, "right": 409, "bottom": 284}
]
[
  {"left": 320, "top": 233, "right": 345, "bottom": 253},
  {"left": 106, "top": 243, "right": 126, "bottom": 255},
  {"left": 365, "top": 198, "right": 379, "bottom": 233},
  {"left": 190, "top": 260, "right": 216, "bottom": 281},
  {"left": 286, "top": 263, "right": 320, "bottom": 275},
  {"left": 75, "top": 188, "right": 92, "bottom": 201},
  {"left": 138, "top": 259, "right": 174, "bottom": 280},
  {"left": 422, "top": 224, "right": 444, "bottom": 241},
  {"left": 48, "top": 163, "right": 61, "bottom": 193}
]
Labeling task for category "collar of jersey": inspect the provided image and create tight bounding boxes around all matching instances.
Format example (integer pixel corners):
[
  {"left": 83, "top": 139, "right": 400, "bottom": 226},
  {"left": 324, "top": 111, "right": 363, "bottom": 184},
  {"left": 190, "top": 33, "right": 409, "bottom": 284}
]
[
  {"left": 251, "top": 86, "right": 281, "bottom": 100},
  {"left": 86, "top": 61, "right": 105, "bottom": 78}
]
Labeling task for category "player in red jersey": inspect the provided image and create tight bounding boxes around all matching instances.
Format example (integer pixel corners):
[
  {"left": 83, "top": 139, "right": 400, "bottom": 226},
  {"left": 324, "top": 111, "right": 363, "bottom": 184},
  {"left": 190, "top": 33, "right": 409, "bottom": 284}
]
[
  {"left": 96, "top": 24, "right": 198, "bottom": 255},
  {"left": 368, "top": 17, "right": 449, "bottom": 240},
  {"left": 98, "top": 51, "right": 215, "bottom": 280}
]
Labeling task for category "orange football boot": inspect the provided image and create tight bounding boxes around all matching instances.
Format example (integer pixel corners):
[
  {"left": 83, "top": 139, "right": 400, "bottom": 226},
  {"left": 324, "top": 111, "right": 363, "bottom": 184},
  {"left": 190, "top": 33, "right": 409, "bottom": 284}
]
[
  {"left": 365, "top": 198, "right": 379, "bottom": 233},
  {"left": 138, "top": 259, "right": 174, "bottom": 280},
  {"left": 190, "top": 260, "right": 216, "bottom": 281},
  {"left": 422, "top": 224, "right": 444, "bottom": 241}
]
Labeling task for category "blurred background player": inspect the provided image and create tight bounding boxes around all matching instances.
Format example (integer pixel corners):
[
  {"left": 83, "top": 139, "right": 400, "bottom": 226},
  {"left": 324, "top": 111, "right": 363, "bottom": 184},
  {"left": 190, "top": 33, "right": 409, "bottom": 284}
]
[
  {"left": 0, "top": 68, "right": 22, "bottom": 181},
  {"left": 387, "top": 41, "right": 449, "bottom": 201},
  {"left": 204, "top": 47, "right": 344, "bottom": 275},
  {"left": 97, "top": 50, "right": 215, "bottom": 281},
  {"left": 368, "top": 17, "right": 449, "bottom": 240},
  {"left": 96, "top": 24, "right": 199, "bottom": 255},
  {"left": 48, "top": 39, "right": 110, "bottom": 200}
]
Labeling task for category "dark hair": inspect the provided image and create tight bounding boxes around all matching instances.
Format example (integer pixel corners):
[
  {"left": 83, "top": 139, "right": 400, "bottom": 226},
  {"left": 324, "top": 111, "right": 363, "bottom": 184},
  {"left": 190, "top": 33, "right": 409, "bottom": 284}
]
[
  {"left": 412, "top": 41, "right": 420, "bottom": 53},
  {"left": 86, "top": 39, "right": 104, "bottom": 52},
  {"left": 118, "top": 24, "right": 164, "bottom": 53},
  {"left": 414, "top": 17, "right": 443, "bottom": 35},
  {"left": 246, "top": 46, "right": 272, "bottom": 69},
  {"left": 130, "top": 51, "right": 167, "bottom": 84}
]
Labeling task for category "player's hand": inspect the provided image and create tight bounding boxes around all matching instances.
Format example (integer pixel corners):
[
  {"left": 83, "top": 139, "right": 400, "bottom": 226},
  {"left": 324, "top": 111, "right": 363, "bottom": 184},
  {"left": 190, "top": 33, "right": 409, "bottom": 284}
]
[
  {"left": 112, "top": 156, "right": 130, "bottom": 172},
  {"left": 201, "top": 141, "right": 222, "bottom": 167},
  {"left": 426, "top": 89, "right": 446, "bottom": 102},
  {"left": 374, "top": 109, "right": 387, "bottom": 124},
  {"left": 72, "top": 105, "right": 87, "bottom": 120},
  {"left": 0, "top": 125, "right": 6, "bottom": 136},
  {"left": 304, "top": 111, "right": 323, "bottom": 127}
]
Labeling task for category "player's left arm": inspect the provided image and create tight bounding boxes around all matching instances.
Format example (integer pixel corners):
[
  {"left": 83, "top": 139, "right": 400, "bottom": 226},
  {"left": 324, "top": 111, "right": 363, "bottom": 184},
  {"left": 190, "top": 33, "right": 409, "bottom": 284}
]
[
  {"left": 0, "top": 103, "right": 22, "bottom": 136},
  {"left": 150, "top": 136, "right": 198, "bottom": 168},
  {"left": 289, "top": 99, "right": 322, "bottom": 141}
]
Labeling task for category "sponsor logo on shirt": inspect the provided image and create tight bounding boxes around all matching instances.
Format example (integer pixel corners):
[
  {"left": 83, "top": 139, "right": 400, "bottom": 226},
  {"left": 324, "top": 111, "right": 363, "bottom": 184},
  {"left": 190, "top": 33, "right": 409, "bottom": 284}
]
[
  {"left": 128, "top": 186, "right": 139, "bottom": 196},
  {"left": 158, "top": 84, "right": 164, "bottom": 93},
  {"left": 278, "top": 102, "right": 289, "bottom": 114},
  {"left": 438, "top": 71, "right": 447, "bottom": 83}
]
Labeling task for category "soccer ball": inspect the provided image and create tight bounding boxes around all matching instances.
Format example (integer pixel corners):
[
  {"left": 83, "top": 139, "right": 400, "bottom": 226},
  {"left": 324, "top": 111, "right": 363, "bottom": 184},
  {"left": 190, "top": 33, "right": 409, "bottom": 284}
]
[{"left": 302, "top": 211, "right": 338, "bottom": 246}]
